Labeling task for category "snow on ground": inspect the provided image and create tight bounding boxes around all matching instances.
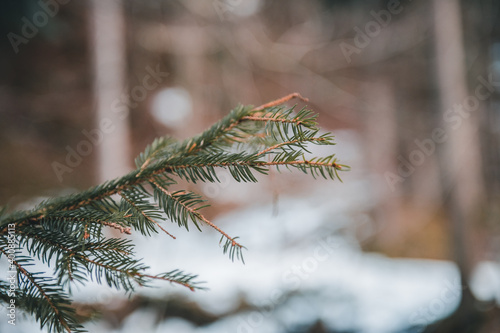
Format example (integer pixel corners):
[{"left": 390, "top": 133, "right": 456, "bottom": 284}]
[
  {"left": 123, "top": 195, "right": 461, "bottom": 333},
  {"left": 0, "top": 130, "right": 493, "bottom": 332}
]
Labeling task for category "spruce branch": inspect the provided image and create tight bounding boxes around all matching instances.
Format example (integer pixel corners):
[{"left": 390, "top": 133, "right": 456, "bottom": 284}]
[
  {"left": 119, "top": 190, "right": 176, "bottom": 239},
  {"left": 151, "top": 178, "right": 245, "bottom": 261},
  {"left": 0, "top": 247, "right": 84, "bottom": 333},
  {"left": 0, "top": 94, "right": 348, "bottom": 333}
]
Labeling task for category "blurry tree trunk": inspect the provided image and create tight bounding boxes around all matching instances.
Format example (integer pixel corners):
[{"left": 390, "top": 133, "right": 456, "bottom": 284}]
[
  {"left": 359, "top": 77, "right": 402, "bottom": 243},
  {"left": 90, "top": 0, "right": 131, "bottom": 182},
  {"left": 431, "top": 0, "right": 485, "bottom": 330}
]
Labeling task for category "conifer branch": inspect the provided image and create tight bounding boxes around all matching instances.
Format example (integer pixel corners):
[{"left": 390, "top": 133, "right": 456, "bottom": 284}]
[
  {"left": 240, "top": 115, "right": 304, "bottom": 125},
  {"left": 0, "top": 95, "right": 348, "bottom": 332},
  {"left": 0, "top": 247, "right": 82, "bottom": 333},
  {"left": 255, "top": 137, "right": 328, "bottom": 156},
  {"left": 118, "top": 191, "right": 175, "bottom": 239},
  {"left": 16, "top": 266, "right": 72, "bottom": 333},
  {"left": 17, "top": 229, "right": 74, "bottom": 262},
  {"left": 150, "top": 179, "right": 244, "bottom": 261},
  {"left": 138, "top": 271, "right": 201, "bottom": 292}
]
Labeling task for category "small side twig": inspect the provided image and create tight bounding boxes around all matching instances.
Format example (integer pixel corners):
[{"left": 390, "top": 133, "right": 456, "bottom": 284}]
[{"left": 252, "top": 92, "right": 309, "bottom": 111}]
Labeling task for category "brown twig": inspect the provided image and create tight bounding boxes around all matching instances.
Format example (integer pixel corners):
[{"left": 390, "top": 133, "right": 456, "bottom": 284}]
[
  {"left": 100, "top": 221, "right": 132, "bottom": 235},
  {"left": 255, "top": 137, "right": 327, "bottom": 156},
  {"left": 152, "top": 159, "right": 342, "bottom": 178},
  {"left": 81, "top": 256, "right": 196, "bottom": 291},
  {"left": 252, "top": 92, "right": 309, "bottom": 111}
]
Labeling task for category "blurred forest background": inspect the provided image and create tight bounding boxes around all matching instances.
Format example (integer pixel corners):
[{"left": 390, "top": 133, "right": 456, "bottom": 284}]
[{"left": 1, "top": 0, "right": 500, "bottom": 332}]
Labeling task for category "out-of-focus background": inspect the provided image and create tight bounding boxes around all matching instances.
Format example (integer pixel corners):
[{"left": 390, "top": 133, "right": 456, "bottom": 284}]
[{"left": 1, "top": 0, "right": 500, "bottom": 332}]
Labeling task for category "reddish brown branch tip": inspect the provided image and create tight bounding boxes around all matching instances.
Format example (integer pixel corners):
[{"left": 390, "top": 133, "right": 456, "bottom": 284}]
[{"left": 252, "top": 93, "right": 309, "bottom": 111}]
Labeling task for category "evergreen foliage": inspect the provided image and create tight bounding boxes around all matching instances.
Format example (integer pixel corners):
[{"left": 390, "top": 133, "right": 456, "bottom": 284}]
[{"left": 0, "top": 94, "right": 349, "bottom": 332}]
